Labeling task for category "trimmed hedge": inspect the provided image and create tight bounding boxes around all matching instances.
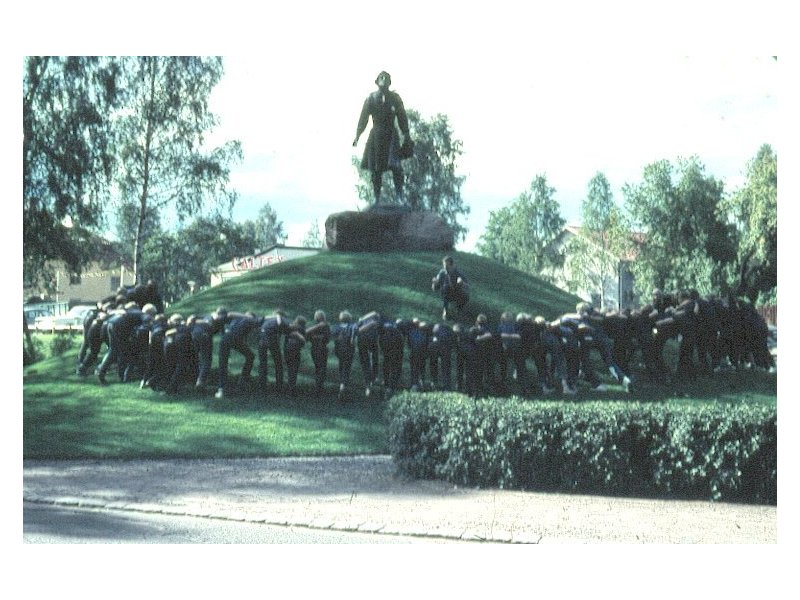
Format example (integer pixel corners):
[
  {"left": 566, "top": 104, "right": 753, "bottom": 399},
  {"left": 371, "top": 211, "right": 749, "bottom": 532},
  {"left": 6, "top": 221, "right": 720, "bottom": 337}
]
[{"left": 386, "top": 393, "right": 776, "bottom": 504}]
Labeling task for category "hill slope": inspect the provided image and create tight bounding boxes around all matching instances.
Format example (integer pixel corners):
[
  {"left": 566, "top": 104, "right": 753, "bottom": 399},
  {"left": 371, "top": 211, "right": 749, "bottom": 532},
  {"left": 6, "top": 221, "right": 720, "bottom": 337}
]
[{"left": 170, "top": 250, "right": 583, "bottom": 325}]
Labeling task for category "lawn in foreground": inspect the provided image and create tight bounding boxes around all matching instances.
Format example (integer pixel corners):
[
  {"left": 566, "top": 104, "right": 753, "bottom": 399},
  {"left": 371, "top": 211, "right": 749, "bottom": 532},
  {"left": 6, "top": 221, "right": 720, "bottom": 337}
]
[
  {"left": 23, "top": 349, "right": 388, "bottom": 460},
  {"left": 23, "top": 341, "right": 777, "bottom": 460}
]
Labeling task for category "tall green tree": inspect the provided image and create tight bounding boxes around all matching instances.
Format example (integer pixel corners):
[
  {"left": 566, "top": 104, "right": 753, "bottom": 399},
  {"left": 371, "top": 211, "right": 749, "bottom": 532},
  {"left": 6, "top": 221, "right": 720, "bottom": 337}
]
[
  {"left": 113, "top": 56, "right": 242, "bottom": 283},
  {"left": 354, "top": 110, "right": 469, "bottom": 241},
  {"left": 141, "top": 214, "right": 263, "bottom": 302},
  {"left": 301, "top": 219, "right": 324, "bottom": 248},
  {"left": 477, "top": 174, "right": 565, "bottom": 280},
  {"left": 723, "top": 144, "right": 777, "bottom": 303},
  {"left": 114, "top": 200, "right": 161, "bottom": 262},
  {"left": 23, "top": 56, "right": 122, "bottom": 289},
  {"left": 240, "top": 203, "right": 287, "bottom": 252},
  {"left": 564, "top": 172, "right": 632, "bottom": 307},
  {"left": 622, "top": 157, "right": 736, "bottom": 296}
]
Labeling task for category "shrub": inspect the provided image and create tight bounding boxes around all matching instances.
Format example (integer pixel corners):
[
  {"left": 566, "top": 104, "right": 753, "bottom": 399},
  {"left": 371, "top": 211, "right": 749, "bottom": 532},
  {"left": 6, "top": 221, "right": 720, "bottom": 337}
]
[
  {"left": 387, "top": 393, "right": 777, "bottom": 504},
  {"left": 23, "top": 335, "right": 44, "bottom": 365},
  {"left": 49, "top": 332, "right": 75, "bottom": 357}
]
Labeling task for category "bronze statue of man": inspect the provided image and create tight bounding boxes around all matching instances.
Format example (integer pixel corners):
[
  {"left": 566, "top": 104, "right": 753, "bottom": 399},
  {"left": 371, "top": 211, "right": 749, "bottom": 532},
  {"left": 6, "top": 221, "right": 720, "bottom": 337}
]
[{"left": 353, "top": 71, "right": 413, "bottom": 203}]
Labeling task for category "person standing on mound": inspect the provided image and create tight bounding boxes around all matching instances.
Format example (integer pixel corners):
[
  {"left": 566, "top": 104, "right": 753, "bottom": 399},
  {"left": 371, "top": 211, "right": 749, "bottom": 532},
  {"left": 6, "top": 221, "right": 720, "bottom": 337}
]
[{"left": 432, "top": 255, "right": 469, "bottom": 320}]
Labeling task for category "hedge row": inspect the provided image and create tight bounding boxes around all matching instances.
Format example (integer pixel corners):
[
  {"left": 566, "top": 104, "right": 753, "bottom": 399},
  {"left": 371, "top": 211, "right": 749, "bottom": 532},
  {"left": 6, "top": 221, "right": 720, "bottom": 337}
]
[{"left": 386, "top": 393, "right": 776, "bottom": 504}]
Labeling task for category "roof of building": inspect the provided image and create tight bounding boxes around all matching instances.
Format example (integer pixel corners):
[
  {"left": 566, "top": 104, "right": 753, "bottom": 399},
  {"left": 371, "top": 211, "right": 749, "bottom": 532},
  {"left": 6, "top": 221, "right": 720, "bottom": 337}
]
[{"left": 212, "top": 244, "right": 324, "bottom": 272}]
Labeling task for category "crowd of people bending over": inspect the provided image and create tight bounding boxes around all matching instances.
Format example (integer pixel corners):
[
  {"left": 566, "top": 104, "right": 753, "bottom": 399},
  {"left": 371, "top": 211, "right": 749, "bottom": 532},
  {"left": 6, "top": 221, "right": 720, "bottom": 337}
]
[{"left": 72, "top": 282, "right": 774, "bottom": 401}]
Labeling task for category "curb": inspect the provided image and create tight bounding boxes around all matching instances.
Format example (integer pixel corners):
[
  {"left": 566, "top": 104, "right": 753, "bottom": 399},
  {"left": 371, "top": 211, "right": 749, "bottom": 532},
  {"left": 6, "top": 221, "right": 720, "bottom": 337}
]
[{"left": 23, "top": 494, "right": 529, "bottom": 543}]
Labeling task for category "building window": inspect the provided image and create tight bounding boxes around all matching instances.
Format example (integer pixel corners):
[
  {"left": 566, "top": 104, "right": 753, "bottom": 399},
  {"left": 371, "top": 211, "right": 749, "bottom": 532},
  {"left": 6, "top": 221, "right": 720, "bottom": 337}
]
[
  {"left": 69, "top": 273, "right": 81, "bottom": 284},
  {"left": 110, "top": 276, "right": 120, "bottom": 292}
]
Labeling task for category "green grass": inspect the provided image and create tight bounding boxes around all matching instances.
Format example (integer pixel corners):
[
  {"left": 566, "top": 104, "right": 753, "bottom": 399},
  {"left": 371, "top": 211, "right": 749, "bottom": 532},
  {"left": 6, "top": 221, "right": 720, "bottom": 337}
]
[
  {"left": 24, "top": 348, "right": 388, "bottom": 459},
  {"left": 170, "top": 250, "right": 583, "bottom": 324},
  {"left": 23, "top": 250, "right": 776, "bottom": 460}
]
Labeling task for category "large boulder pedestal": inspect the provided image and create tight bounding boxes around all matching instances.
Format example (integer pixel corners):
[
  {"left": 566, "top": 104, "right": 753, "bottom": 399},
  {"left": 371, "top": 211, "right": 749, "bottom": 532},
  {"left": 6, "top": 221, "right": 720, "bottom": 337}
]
[{"left": 325, "top": 205, "right": 454, "bottom": 252}]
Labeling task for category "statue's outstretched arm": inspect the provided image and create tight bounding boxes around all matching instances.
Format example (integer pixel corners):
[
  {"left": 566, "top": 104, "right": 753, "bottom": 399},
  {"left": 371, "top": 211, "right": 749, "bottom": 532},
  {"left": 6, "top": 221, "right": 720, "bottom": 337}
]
[{"left": 353, "top": 96, "right": 371, "bottom": 145}]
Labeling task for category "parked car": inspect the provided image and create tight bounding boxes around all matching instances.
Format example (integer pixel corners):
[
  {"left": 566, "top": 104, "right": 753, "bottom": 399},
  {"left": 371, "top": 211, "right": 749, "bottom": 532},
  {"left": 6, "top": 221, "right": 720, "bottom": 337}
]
[
  {"left": 24, "top": 307, "right": 51, "bottom": 327},
  {"left": 34, "top": 305, "right": 95, "bottom": 332}
]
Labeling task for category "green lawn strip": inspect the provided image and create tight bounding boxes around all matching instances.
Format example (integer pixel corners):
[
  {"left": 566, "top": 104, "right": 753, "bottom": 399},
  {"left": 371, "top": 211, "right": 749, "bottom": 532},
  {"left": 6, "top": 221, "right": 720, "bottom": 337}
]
[
  {"left": 24, "top": 350, "right": 388, "bottom": 459},
  {"left": 24, "top": 345, "right": 776, "bottom": 461}
]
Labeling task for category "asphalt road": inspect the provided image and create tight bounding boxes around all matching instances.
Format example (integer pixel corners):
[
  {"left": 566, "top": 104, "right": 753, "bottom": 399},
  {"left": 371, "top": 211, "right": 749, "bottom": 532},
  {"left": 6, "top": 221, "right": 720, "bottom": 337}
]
[
  {"left": 24, "top": 456, "right": 778, "bottom": 544},
  {"left": 23, "top": 502, "right": 476, "bottom": 544}
]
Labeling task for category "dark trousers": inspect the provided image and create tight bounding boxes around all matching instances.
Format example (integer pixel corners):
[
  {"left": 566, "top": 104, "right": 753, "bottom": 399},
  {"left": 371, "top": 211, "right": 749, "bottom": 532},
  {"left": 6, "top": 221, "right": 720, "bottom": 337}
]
[
  {"left": 677, "top": 326, "right": 698, "bottom": 378},
  {"left": 336, "top": 349, "right": 355, "bottom": 386},
  {"left": 218, "top": 336, "right": 254, "bottom": 391},
  {"left": 192, "top": 332, "right": 213, "bottom": 386},
  {"left": 143, "top": 333, "right": 166, "bottom": 389},
  {"left": 372, "top": 167, "right": 403, "bottom": 201},
  {"left": 311, "top": 346, "right": 328, "bottom": 393},
  {"left": 455, "top": 351, "right": 467, "bottom": 392},
  {"left": 409, "top": 347, "right": 427, "bottom": 388},
  {"left": 163, "top": 337, "right": 191, "bottom": 394},
  {"left": 530, "top": 344, "right": 553, "bottom": 390},
  {"left": 78, "top": 335, "right": 104, "bottom": 375},
  {"left": 581, "top": 334, "right": 627, "bottom": 385},
  {"left": 382, "top": 346, "right": 404, "bottom": 390},
  {"left": 258, "top": 337, "right": 284, "bottom": 389},
  {"left": 98, "top": 323, "right": 128, "bottom": 380},
  {"left": 128, "top": 329, "right": 150, "bottom": 382},
  {"left": 463, "top": 351, "right": 480, "bottom": 396},
  {"left": 429, "top": 346, "right": 453, "bottom": 390},
  {"left": 358, "top": 339, "right": 380, "bottom": 385},
  {"left": 441, "top": 285, "right": 468, "bottom": 312},
  {"left": 285, "top": 345, "right": 302, "bottom": 388},
  {"left": 560, "top": 335, "right": 580, "bottom": 387},
  {"left": 499, "top": 347, "right": 526, "bottom": 392}
]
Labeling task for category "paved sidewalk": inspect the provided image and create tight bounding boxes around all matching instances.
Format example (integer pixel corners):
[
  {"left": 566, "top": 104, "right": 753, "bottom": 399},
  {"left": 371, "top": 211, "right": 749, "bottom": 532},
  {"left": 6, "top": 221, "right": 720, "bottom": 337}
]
[{"left": 23, "top": 455, "right": 777, "bottom": 543}]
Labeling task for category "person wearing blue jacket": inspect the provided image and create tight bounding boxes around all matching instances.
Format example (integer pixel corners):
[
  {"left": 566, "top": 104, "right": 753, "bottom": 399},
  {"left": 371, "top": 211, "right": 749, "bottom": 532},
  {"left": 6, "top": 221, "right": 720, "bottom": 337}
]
[
  {"left": 431, "top": 256, "right": 469, "bottom": 320},
  {"left": 96, "top": 302, "right": 147, "bottom": 385},
  {"left": 428, "top": 321, "right": 454, "bottom": 391},
  {"left": 305, "top": 310, "right": 332, "bottom": 397},
  {"left": 140, "top": 313, "right": 168, "bottom": 390},
  {"left": 332, "top": 311, "right": 358, "bottom": 401},
  {"left": 380, "top": 317, "right": 405, "bottom": 395},
  {"left": 76, "top": 305, "right": 110, "bottom": 377},
  {"left": 215, "top": 312, "right": 260, "bottom": 400},
  {"left": 471, "top": 314, "right": 495, "bottom": 397},
  {"left": 283, "top": 316, "right": 307, "bottom": 396},
  {"left": 356, "top": 311, "right": 382, "bottom": 397},
  {"left": 403, "top": 318, "right": 431, "bottom": 391},
  {"left": 162, "top": 314, "right": 193, "bottom": 395},
  {"left": 258, "top": 309, "right": 290, "bottom": 393},
  {"left": 452, "top": 323, "right": 475, "bottom": 394},
  {"left": 496, "top": 311, "right": 525, "bottom": 395},
  {"left": 189, "top": 307, "right": 228, "bottom": 390}
]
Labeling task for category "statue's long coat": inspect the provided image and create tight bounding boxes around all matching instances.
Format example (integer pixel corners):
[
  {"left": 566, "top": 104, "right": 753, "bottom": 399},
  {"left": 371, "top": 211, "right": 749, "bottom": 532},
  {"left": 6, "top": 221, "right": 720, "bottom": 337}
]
[{"left": 356, "top": 89, "right": 410, "bottom": 174}]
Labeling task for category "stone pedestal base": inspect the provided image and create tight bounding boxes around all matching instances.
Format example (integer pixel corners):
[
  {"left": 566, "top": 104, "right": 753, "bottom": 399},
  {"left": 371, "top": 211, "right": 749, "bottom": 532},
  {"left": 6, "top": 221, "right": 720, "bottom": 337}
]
[{"left": 325, "top": 205, "right": 454, "bottom": 252}]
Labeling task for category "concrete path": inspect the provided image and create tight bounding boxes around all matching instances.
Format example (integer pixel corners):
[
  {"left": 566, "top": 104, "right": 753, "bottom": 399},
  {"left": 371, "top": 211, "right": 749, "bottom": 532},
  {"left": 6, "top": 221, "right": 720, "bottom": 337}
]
[{"left": 23, "top": 455, "right": 776, "bottom": 543}]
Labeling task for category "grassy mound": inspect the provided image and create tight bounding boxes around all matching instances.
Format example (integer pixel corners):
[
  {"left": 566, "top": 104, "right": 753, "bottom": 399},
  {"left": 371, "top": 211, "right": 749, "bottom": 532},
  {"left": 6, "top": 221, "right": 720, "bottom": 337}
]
[{"left": 169, "top": 250, "right": 582, "bottom": 324}]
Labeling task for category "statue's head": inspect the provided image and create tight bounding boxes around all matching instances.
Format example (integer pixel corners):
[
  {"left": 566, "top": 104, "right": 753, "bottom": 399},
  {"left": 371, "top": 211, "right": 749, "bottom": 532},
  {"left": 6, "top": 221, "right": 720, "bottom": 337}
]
[{"left": 375, "top": 71, "right": 391, "bottom": 89}]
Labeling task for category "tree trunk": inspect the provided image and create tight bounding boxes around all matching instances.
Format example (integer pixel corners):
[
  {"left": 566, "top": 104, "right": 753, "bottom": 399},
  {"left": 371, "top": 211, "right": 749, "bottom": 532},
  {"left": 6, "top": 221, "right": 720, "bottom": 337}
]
[
  {"left": 133, "top": 58, "right": 158, "bottom": 285},
  {"left": 23, "top": 313, "right": 36, "bottom": 365}
]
